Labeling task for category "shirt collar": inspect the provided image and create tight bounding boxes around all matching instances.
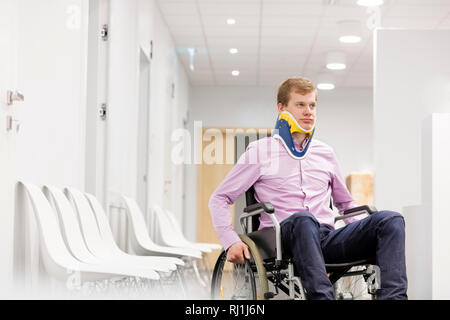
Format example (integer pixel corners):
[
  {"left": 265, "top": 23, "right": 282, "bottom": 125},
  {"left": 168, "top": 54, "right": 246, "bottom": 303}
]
[{"left": 293, "top": 136, "right": 310, "bottom": 152}]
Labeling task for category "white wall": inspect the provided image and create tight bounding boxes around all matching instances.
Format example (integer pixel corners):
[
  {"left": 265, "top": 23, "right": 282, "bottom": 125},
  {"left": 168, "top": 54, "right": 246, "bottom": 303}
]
[
  {"left": 184, "top": 85, "right": 373, "bottom": 241},
  {"left": 374, "top": 29, "right": 450, "bottom": 213},
  {"left": 405, "top": 114, "right": 450, "bottom": 299}
]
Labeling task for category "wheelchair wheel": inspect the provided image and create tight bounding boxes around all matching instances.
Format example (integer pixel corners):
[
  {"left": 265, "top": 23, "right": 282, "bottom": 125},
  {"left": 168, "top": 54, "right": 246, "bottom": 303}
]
[
  {"left": 211, "top": 235, "right": 270, "bottom": 300},
  {"left": 333, "top": 266, "right": 377, "bottom": 300},
  {"left": 210, "top": 250, "right": 257, "bottom": 300}
]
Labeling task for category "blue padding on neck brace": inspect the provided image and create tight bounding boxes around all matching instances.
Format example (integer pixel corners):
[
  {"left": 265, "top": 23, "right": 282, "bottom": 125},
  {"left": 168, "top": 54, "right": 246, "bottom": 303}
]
[{"left": 272, "top": 117, "right": 315, "bottom": 160}]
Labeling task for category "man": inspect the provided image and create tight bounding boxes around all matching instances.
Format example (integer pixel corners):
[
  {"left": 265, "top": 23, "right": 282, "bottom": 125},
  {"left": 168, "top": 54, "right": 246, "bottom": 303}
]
[{"left": 208, "top": 77, "right": 407, "bottom": 300}]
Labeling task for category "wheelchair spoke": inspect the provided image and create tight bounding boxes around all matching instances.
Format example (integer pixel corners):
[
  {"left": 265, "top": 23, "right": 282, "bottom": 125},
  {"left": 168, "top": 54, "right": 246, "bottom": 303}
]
[{"left": 211, "top": 251, "right": 257, "bottom": 300}]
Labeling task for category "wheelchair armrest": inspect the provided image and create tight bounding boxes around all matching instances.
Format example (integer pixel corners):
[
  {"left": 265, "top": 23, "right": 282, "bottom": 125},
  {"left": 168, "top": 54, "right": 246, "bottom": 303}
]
[
  {"left": 335, "top": 205, "right": 378, "bottom": 222},
  {"left": 243, "top": 202, "right": 275, "bottom": 214},
  {"left": 240, "top": 202, "right": 283, "bottom": 265}
]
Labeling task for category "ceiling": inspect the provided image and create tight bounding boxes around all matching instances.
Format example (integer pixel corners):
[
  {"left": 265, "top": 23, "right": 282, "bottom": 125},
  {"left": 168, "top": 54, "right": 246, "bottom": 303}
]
[{"left": 156, "top": 0, "right": 450, "bottom": 88}]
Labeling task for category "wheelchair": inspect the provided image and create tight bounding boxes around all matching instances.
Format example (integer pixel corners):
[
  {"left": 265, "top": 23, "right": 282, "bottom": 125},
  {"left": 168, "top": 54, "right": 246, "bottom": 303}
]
[{"left": 211, "top": 186, "right": 380, "bottom": 300}]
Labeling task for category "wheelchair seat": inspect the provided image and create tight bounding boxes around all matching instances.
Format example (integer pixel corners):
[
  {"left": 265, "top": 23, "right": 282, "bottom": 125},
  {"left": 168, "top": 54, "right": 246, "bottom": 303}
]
[{"left": 247, "top": 227, "right": 375, "bottom": 274}]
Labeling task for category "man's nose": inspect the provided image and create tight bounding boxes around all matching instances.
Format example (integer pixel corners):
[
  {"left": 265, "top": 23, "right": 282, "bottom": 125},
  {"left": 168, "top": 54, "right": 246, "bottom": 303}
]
[{"left": 303, "top": 106, "right": 313, "bottom": 115}]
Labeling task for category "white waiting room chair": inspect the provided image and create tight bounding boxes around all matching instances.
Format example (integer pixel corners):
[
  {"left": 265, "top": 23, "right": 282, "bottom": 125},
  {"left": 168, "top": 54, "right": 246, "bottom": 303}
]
[
  {"left": 152, "top": 205, "right": 220, "bottom": 254},
  {"left": 64, "top": 187, "right": 183, "bottom": 273},
  {"left": 165, "top": 209, "right": 222, "bottom": 252},
  {"left": 152, "top": 204, "right": 221, "bottom": 288},
  {"left": 19, "top": 182, "right": 160, "bottom": 285},
  {"left": 120, "top": 195, "right": 202, "bottom": 259},
  {"left": 43, "top": 185, "right": 170, "bottom": 281}
]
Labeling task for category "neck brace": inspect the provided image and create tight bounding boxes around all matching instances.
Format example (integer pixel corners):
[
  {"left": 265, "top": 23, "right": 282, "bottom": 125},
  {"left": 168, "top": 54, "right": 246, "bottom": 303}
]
[{"left": 272, "top": 111, "right": 315, "bottom": 160}]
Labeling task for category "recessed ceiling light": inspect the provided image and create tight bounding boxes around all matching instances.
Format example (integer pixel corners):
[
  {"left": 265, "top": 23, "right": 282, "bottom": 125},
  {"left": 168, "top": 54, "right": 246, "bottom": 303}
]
[
  {"left": 317, "top": 74, "right": 335, "bottom": 90},
  {"left": 356, "top": 0, "right": 384, "bottom": 6},
  {"left": 338, "top": 20, "right": 362, "bottom": 44},
  {"left": 326, "top": 52, "right": 347, "bottom": 70},
  {"left": 232, "top": 70, "right": 240, "bottom": 76},
  {"left": 227, "top": 18, "right": 236, "bottom": 25},
  {"left": 327, "top": 63, "right": 346, "bottom": 70},
  {"left": 187, "top": 48, "right": 196, "bottom": 71},
  {"left": 317, "top": 83, "right": 335, "bottom": 90},
  {"left": 229, "top": 48, "right": 239, "bottom": 54},
  {"left": 340, "top": 35, "right": 361, "bottom": 43}
]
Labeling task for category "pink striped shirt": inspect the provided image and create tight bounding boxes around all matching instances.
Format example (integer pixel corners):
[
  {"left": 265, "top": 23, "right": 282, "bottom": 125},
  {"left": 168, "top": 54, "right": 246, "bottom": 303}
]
[{"left": 208, "top": 136, "right": 360, "bottom": 250}]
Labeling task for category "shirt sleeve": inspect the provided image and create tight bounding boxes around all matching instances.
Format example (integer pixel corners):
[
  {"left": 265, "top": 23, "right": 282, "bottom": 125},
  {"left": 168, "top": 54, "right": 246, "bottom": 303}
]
[
  {"left": 329, "top": 149, "right": 362, "bottom": 225},
  {"left": 208, "top": 142, "right": 262, "bottom": 250}
]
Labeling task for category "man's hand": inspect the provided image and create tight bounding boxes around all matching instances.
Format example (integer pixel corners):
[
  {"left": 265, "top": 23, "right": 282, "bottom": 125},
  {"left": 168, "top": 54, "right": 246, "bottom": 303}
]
[{"left": 226, "top": 241, "right": 251, "bottom": 264}]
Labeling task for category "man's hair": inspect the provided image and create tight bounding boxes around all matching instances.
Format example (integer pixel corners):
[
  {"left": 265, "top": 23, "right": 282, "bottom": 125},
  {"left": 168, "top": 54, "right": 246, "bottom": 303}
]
[{"left": 277, "top": 77, "right": 317, "bottom": 106}]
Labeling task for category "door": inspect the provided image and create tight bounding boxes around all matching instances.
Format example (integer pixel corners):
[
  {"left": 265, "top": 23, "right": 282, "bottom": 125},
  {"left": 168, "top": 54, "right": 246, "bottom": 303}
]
[
  {"left": 85, "top": 0, "right": 110, "bottom": 206},
  {"left": 196, "top": 128, "right": 272, "bottom": 268},
  {"left": 136, "top": 48, "right": 151, "bottom": 223},
  {"left": 0, "top": 0, "right": 89, "bottom": 293},
  {"left": 197, "top": 128, "right": 235, "bottom": 268},
  {"left": 0, "top": 0, "right": 19, "bottom": 292}
]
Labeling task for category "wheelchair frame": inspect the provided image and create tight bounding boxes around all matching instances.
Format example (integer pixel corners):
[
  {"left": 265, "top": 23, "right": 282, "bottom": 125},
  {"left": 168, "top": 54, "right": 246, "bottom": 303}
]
[{"left": 211, "top": 187, "right": 380, "bottom": 300}]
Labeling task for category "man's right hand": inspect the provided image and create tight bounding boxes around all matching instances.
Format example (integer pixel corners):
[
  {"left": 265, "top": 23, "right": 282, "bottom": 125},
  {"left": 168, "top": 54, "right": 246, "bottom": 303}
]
[{"left": 226, "top": 241, "right": 251, "bottom": 264}]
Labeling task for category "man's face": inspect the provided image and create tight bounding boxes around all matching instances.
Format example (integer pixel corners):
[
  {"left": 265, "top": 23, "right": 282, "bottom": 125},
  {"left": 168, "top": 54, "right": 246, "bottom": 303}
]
[{"left": 278, "top": 91, "right": 317, "bottom": 131}]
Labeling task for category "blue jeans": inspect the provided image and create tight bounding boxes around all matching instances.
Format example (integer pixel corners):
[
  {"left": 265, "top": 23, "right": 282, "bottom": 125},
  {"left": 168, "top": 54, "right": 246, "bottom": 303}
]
[{"left": 280, "top": 210, "right": 408, "bottom": 300}]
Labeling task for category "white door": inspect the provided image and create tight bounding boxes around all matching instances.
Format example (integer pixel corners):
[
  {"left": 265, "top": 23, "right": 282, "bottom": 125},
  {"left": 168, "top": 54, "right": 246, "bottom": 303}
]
[
  {"left": 0, "top": 0, "right": 19, "bottom": 293},
  {"left": 0, "top": 0, "right": 89, "bottom": 295},
  {"left": 85, "top": 0, "right": 110, "bottom": 207},
  {"left": 136, "top": 48, "right": 151, "bottom": 218}
]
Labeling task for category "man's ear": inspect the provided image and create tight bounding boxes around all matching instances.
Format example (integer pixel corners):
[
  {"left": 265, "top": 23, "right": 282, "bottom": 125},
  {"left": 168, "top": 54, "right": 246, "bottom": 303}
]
[{"left": 277, "top": 103, "right": 285, "bottom": 114}]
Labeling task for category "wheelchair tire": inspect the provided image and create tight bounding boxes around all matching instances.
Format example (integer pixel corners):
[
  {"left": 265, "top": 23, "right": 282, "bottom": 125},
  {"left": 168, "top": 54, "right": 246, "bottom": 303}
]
[{"left": 210, "top": 235, "right": 270, "bottom": 300}]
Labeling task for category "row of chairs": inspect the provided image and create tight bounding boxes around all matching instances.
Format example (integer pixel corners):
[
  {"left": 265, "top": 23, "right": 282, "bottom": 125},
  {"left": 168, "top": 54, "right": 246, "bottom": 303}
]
[{"left": 18, "top": 182, "right": 220, "bottom": 298}]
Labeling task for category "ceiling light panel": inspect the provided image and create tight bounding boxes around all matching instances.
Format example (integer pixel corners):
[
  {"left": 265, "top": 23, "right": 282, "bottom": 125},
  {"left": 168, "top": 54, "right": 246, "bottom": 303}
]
[
  {"left": 207, "top": 46, "right": 258, "bottom": 56},
  {"left": 162, "top": 15, "right": 202, "bottom": 28},
  {"left": 261, "top": 26, "right": 317, "bottom": 38},
  {"left": 213, "top": 62, "right": 258, "bottom": 73},
  {"left": 337, "top": 20, "right": 362, "bottom": 44},
  {"left": 262, "top": 3, "right": 325, "bottom": 16},
  {"left": 394, "top": 0, "right": 450, "bottom": 4},
  {"left": 201, "top": 15, "right": 260, "bottom": 27},
  {"left": 207, "top": 37, "right": 259, "bottom": 47},
  {"left": 260, "top": 45, "right": 310, "bottom": 55},
  {"left": 386, "top": 4, "right": 450, "bottom": 18},
  {"left": 198, "top": 3, "right": 259, "bottom": 16},
  {"left": 204, "top": 26, "right": 259, "bottom": 38},
  {"left": 158, "top": 2, "right": 198, "bottom": 16},
  {"left": 169, "top": 26, "right": 204, "bottom": 38},
  {"left": 326, "top": 52, "right": 347, "bottom": 70},
  {"left": 262, "top": 15, "right": 320, "bottom": 28},
  {"left": 171, "top": 36, "right": 206, "bottom": 48},
  {"left": 356, "top": 0, "right": 384, "bottom": 7},
  {"left": 381, "top": 17, "right": 441, "bottom": 29}
]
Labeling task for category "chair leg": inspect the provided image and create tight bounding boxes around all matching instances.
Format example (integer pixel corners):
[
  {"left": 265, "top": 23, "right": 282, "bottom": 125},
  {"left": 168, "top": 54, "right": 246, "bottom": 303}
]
[
  {"left": 193, "top": 259, "right": 207, "bottom": 288},
  {"left": 176, "top": 268, "right": 188, "bottom": 299}
]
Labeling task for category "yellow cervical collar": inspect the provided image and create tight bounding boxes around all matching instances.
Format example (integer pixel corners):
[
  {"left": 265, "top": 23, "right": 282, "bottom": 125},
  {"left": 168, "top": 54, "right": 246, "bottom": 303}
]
[{"left": 279, "top": 111, "right": 315, "bottom": 135}]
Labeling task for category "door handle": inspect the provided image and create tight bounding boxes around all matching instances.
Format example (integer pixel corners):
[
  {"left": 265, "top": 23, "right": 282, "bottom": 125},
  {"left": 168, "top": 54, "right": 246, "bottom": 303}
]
[{"left": 6, "top": 90, "right": 24, "bottom": 105}]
